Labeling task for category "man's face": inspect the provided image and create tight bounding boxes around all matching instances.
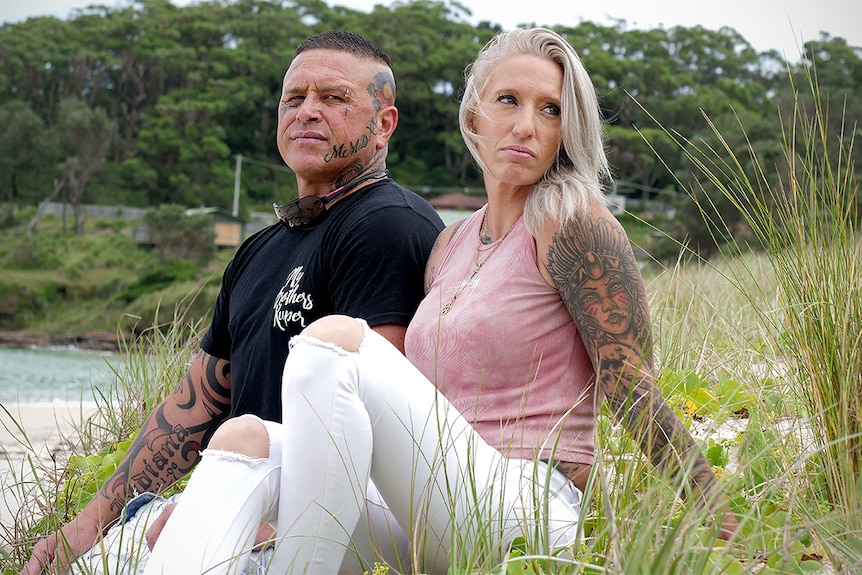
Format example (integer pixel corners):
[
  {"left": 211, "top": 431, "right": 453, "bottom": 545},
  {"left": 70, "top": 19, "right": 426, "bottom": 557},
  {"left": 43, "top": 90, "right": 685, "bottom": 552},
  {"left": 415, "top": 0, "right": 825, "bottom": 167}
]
[{"left": 276, "top": 49, "right": 390, "bottom": 191}]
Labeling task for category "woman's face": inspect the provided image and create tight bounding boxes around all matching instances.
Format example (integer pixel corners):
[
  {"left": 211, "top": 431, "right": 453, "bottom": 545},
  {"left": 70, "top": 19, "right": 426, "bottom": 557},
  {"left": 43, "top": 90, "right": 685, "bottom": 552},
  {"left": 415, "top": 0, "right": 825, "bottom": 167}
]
[{"left": 471, "top": 53, "right": 563, "bottom": 188}]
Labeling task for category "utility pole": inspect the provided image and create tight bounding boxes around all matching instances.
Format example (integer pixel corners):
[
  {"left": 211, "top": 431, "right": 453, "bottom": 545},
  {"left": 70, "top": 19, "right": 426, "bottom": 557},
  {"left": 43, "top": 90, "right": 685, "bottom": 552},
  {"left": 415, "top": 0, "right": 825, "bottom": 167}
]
[
  {"left": 232, "top": 153, "right": 242, "bottom": 217},
  {"left": 231, "top": 153, "right": 294, "bottom": 216}
]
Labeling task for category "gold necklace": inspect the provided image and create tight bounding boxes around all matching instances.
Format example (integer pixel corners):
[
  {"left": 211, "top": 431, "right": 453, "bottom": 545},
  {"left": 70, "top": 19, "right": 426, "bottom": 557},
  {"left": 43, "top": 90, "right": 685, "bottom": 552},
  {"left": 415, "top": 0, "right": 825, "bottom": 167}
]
[{"left": 441, "top": 211, "right": 519, "bottom": 315}]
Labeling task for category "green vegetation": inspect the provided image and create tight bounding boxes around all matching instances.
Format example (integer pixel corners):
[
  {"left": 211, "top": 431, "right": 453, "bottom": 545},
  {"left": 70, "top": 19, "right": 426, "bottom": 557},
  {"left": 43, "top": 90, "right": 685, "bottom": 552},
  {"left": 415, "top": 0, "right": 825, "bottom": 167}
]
[
  {"left": 1, "top": 0, "right": 859, "bottom": 252},
  {"left": 1, "top": 306, "right": 203, "bottom": 574},
  {"left": 0, "top": 207, "right": 656, "bottom": 340},
  {"left": 0, "top": 1, "right": 860, "bottom": 573},
  {"left": 654, "top": 60, "right": 862, "bottom": 570},
  {"left": 0, "top": 207, "right": 229, "bottom": 338},
  {"left": 8, "top": 243, "right": 858, "bottom": 574}
]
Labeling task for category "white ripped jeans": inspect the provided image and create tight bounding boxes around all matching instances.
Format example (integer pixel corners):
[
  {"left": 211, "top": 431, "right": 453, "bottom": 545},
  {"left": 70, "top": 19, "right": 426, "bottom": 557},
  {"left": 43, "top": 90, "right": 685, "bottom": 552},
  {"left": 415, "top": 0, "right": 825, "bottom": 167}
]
[{"left": 144, "top": 319, "right": 582, "bottom": 575}]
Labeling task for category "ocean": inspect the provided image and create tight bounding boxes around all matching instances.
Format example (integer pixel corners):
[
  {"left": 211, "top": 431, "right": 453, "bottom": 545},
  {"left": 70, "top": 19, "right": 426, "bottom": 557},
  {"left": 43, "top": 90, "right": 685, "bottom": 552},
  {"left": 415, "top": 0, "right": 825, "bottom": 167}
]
[{"left": 0, "top": 346, "right": 122, "bottom": 406}]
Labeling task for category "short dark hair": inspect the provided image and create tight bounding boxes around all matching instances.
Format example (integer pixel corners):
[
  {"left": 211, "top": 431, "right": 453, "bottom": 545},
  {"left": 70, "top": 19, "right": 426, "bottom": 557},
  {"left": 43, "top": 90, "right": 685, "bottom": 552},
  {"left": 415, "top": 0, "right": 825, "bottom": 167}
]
[{"left": 296, "top": 30, "right": 391, "bottom": 67}]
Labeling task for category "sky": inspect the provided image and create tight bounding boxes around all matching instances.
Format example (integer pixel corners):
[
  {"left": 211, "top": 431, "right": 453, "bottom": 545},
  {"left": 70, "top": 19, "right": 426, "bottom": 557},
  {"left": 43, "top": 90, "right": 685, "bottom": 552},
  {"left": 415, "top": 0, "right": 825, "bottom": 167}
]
[{"left": 1, "top": 0, "right": 860, "bottom": 61}]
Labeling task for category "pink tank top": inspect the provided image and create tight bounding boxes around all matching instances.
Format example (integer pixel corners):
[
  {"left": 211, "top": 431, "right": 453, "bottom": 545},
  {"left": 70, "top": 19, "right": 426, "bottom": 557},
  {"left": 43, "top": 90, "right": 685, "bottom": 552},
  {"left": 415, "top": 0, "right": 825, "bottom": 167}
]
[{"left": 405, "top": 207, "right": 599, "bottom": 464}]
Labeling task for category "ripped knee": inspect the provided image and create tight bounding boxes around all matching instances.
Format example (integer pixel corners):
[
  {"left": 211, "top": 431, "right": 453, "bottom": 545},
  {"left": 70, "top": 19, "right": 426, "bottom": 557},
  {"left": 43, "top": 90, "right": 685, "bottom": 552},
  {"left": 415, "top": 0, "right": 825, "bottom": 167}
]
[
  {"left": 208, "top": 414, "right": 270, "bottom": 459},
  {"left": 302, "top": 315, "right": 364, "bottom": 353}
]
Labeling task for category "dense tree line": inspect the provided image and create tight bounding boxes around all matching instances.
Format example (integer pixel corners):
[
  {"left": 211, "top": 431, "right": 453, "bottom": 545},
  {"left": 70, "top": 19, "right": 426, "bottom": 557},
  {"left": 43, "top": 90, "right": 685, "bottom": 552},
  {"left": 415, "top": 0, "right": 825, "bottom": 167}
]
[{"left": 1, "top": 0, "right": 860, "bottom": 251}]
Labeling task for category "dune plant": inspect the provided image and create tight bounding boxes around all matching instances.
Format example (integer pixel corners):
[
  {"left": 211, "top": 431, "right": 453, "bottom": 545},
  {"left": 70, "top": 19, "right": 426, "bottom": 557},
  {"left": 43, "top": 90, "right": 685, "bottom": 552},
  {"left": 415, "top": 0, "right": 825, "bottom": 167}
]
[
  {"left": 3, "top": 270, "right": 823, "bottom": 575},
  {"left": 2, "top": 297, "right": 206, "bottom": 573},
  {"left": 638, "top": 57, "right": 861, "bottom": 572},
  {"left": 10, "top": 72, "right": 862, "bottom": 575}
]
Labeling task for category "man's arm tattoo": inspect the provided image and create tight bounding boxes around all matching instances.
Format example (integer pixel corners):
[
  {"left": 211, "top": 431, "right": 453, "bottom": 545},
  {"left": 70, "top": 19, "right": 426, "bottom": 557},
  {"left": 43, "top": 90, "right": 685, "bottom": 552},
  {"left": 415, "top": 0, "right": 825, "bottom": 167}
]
[{"left": 99, "top": 351, "right": 231, "bottom": 518}]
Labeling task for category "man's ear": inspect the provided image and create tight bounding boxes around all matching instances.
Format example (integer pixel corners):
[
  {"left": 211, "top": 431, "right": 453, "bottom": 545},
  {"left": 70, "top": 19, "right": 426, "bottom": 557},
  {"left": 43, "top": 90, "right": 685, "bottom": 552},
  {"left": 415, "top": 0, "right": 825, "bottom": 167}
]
[{"left": 376, "top": 106, "right": 398, "bottom": 150}]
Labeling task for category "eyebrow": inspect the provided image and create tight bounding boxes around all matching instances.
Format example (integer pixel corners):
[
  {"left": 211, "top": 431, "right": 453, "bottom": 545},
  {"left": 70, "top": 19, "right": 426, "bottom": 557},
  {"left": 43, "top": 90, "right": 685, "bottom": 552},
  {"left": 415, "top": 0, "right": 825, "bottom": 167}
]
[
  {"left": 492, "top": 87, "right": 561, "bottom": 103},
  {"left": 283, "top": 83, "right": 352, "bottom": 96}
]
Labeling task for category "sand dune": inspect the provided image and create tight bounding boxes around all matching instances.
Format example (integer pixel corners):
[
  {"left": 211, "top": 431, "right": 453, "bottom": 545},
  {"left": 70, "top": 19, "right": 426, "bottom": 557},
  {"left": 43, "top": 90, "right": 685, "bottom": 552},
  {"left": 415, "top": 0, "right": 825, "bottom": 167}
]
[{"left": 0, "top": 403, "right": 98, "bottom": 529}]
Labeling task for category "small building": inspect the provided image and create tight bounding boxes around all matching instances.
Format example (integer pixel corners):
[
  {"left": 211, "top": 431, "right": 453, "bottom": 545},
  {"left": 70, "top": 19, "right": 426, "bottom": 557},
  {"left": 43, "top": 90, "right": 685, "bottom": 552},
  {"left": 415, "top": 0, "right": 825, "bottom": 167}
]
[
  {"left": 134, "top": 207, "right": 246, "bottom": 248},
  {"left": 185, "top": 207, "right": 245, "bottom": 247},
  {"left": 428, "top": 193, "right": 487, "bottom": 225}
]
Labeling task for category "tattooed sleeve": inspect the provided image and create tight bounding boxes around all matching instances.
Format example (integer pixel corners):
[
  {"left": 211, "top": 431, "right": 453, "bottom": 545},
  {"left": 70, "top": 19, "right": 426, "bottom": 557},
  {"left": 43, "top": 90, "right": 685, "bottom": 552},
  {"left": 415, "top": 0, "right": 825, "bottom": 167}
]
[
  {"left": 94, "top": 350, "right": 231, "bottom": 525},
  {"left": 546, "top": 208, "right": 721, "bottom": 507}
]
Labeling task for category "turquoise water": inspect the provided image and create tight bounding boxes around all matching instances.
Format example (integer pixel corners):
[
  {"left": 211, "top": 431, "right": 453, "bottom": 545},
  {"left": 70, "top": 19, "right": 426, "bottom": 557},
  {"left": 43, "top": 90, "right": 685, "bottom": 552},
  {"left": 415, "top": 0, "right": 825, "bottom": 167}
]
[{"left": 0, "top": 347, "right": 122, "bottom": 405}]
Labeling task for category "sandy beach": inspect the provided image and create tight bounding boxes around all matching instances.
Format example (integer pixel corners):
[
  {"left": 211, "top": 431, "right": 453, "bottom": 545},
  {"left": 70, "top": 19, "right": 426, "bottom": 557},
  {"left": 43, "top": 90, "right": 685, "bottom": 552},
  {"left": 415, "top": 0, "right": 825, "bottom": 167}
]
[{"left": 0, "top": 402, "right": 98, "bottom": 529}]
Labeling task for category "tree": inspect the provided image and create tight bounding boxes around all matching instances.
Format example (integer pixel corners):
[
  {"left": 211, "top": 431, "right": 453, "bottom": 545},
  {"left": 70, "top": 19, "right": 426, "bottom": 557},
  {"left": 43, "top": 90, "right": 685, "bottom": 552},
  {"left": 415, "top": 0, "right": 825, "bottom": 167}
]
[
  {"left": 348, "top": 0, "right": 492, "bottom": 186},
  {"left": 143, "top": 203, "right": 215, "bottom": 266},
  {"left": 0, "top": 0, "right": 858, "bottom": 223},
  {"left": 26, "top": 178, "right": 65, "bottom": 236},
  {"left": 55, "top": 98, "right": 116, "bottom": 234},
  {"left": 0, "top": 101, "right": 50, "bottom": 203}
]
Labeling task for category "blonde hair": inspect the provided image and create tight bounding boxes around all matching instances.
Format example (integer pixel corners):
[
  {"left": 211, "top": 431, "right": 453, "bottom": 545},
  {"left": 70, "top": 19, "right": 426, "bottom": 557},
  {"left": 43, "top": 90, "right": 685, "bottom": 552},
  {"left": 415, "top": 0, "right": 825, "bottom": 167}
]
[{"left": 459, "top": 28, "right": 610, "bottom": 233}]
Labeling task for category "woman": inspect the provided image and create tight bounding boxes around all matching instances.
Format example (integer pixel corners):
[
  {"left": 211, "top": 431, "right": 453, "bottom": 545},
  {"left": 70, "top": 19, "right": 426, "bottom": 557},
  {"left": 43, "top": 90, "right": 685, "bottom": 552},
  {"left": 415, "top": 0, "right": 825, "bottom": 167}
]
[{"left": 144, "top": 27, "right": 739, "bottom": 575}]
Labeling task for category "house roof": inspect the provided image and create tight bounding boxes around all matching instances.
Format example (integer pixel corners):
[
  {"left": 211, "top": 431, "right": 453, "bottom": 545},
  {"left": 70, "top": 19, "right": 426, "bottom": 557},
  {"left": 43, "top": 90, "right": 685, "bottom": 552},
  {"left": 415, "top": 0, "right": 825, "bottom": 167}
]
[
  {"left": 428, "top": 193, "right": 487, "bottom": 210},
  {"left": 185, "top": 206, "right": 244, "bottom": 223}
]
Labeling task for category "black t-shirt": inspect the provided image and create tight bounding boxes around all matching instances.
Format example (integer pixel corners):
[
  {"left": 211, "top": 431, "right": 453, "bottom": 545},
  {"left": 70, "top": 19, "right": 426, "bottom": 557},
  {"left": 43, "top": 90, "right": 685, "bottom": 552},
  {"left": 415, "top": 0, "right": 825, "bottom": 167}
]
[{"left": 200, "top": 179, "right": 444, "bottom": 421}]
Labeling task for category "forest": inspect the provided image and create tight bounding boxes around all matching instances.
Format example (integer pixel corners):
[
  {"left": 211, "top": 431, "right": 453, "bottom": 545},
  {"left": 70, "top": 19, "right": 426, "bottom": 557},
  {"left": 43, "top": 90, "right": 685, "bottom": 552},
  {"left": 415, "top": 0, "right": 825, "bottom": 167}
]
[
  {"left": 0, "top": 0, "right": 860, "bottom": 251},
  {"left": 3, "top": 4, "right": 862, "bottom": 573}
]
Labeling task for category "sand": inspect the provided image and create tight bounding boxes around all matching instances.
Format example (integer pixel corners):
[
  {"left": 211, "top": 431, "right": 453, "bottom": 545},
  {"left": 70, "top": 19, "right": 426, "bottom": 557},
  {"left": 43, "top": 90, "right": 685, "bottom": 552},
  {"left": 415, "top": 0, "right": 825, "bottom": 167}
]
[{"left": 0, "top": 403, "right": 98, "bottom": 529}]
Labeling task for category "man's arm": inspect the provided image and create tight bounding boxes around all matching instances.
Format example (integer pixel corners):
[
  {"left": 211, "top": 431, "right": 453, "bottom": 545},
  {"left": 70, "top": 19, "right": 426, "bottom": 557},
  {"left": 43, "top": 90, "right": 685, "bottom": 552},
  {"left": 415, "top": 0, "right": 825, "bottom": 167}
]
[
  {"left": 20, "top": 350, "right": 232, "bottom": 575},
  {"left": 371, "top": 323, "right": 407, "bottom": 354},
  {"left": 540, "top": 203, "right": 738, "bottom": 539}
]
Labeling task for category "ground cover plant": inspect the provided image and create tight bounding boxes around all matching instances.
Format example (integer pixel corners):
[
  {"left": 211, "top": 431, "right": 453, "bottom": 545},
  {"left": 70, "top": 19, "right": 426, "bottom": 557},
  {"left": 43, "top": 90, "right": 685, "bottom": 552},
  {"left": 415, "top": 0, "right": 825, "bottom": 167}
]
[
  {"left": 629, "top": 59, "right": 860, "bottom": 573},
  {"left": 2, "top": 69, "right": 860, "bottom": 574}
]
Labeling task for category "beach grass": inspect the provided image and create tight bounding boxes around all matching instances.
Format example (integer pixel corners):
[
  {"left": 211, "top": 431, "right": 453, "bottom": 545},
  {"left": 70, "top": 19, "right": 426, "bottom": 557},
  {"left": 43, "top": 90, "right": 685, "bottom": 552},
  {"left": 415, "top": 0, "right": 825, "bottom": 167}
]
[
  {"left": 628, "top": 58, "right": 860, "bottom": 573},
  {"left": 3, "top": 67, "right": 861, "bottom": 574},
  {"left": 1, "top": 300, "right": 206, "bottom": 573},
  {"left": 2, "top": 253, "right": 855, "bottom": 573}
]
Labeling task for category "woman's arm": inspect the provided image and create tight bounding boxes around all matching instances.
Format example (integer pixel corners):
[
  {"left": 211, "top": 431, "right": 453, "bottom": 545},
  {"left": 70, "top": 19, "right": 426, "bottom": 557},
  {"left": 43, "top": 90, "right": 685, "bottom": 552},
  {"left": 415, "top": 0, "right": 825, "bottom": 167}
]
[
  {"left": 537, "top": 202, "right": 738, "bottom": 538},
  {"left": 423, "top": 219, "right": 467, "bottom": 294}
]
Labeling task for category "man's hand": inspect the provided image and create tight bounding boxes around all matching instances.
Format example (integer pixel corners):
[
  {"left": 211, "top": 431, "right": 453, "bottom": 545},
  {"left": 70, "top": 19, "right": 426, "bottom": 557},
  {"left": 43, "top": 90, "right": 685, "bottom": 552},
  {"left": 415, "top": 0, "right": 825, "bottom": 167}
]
[
  {"left": 21, "top": 350, "right": 231, "bottom": 574},
  {"left": 19, "top": 513, "right": 102, "bottom": 575},
  {"left": 145, "top": 503, "right": 175, "bottom": 551},
  {"left": 146, "top": 503, "right": 275, "bottom": 553}
]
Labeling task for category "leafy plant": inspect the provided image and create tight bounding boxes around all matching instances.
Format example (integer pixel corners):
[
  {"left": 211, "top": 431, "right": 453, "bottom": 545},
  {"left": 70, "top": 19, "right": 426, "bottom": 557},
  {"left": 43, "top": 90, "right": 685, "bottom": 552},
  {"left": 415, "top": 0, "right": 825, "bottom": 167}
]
[
  {"left": 638, "top": 53, "right": 861, "bottom": 572},
  {"left": 63, "top": 440, "right": 133, "bottom": 512},
  {"left": 2, "top": 303, "right": 205, "bottom": 571},
  {"left": 117, "top": 258, "right": 197, "bottom": 303}
]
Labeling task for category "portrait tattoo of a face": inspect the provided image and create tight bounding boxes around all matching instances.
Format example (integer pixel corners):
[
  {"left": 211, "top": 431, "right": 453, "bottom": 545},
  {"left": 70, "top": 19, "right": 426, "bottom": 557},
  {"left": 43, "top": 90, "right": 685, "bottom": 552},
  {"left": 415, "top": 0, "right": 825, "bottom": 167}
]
[{"left": 549, "top": 216, "right": 650, "bottom": 348}]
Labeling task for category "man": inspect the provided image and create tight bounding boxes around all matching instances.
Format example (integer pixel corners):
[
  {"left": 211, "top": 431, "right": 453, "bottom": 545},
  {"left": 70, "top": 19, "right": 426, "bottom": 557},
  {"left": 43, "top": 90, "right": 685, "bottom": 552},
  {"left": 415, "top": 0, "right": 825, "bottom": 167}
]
[{"left": 21, "top": 30, "right": 444, "bottom": 575}]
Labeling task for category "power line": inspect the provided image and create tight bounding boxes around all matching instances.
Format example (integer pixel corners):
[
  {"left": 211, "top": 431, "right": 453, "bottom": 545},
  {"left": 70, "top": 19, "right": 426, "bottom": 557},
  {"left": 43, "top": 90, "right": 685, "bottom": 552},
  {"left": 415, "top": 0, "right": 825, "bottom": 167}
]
[
  {"left": 232, "top": 154, "right": 294, "bottom": 173},
  {"left": 232, "top": 153, "right": 296, "bottom": 217}
]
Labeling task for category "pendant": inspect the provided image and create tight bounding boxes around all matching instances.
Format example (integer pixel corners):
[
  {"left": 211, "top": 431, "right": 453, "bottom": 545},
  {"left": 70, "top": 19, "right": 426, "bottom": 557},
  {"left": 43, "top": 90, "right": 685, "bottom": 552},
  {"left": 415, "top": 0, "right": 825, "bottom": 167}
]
[{"left": 441, "top": 298, "right": 455, "bottom": 315}]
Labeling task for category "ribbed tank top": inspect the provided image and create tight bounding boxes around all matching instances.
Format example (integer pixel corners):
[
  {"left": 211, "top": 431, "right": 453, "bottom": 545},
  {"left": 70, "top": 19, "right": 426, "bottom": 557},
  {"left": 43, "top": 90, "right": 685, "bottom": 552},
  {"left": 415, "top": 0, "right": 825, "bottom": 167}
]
[{"left": 405, "top": 206, "right": 599, "bottom": 464}]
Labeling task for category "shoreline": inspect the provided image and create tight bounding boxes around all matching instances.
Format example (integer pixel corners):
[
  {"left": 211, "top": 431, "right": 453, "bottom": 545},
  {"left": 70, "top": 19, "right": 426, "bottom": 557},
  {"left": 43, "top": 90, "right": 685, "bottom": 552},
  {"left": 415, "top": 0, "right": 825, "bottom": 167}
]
[
  {"left": 0, "top": 345, "right": 122, "bottom": 407},
  {"left": 0, "top": 331, "right": 121, "bottom": 352},
  {"left": 0, "top": 402, "right": 98, "bottom": 529}
]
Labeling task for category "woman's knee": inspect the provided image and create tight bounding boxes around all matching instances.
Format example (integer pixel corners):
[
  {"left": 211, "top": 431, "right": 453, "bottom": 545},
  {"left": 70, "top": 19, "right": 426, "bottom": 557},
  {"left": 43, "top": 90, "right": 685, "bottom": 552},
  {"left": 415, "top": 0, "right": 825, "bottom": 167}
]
[
  {"left": 208, "top": 414, "right": 270, "bottom": 458},
  {"left": 302, "top": 315, "right": 364, "bottom": 352}
]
